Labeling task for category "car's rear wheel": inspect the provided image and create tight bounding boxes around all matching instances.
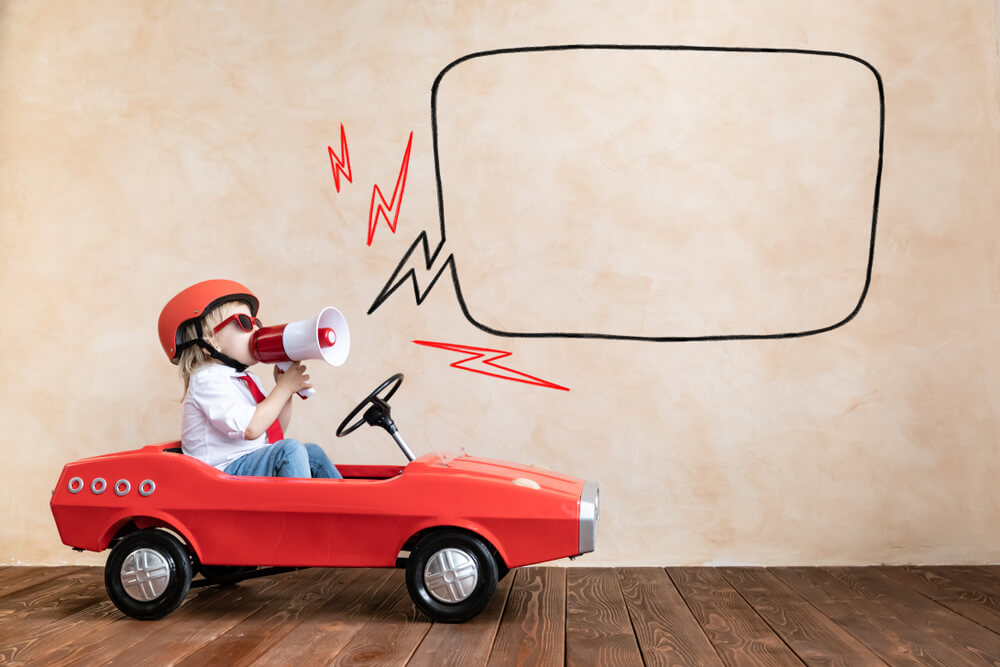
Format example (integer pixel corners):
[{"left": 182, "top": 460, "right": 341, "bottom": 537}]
[
  {"left": 405, "top": 530, "right": 498, "bottom": 623},
  {"left": 105, "top": 529, "right": 192, "bottom": 620}
]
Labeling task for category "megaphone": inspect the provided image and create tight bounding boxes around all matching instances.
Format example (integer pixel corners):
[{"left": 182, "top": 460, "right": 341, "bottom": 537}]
[{"left": 249, "top": 307, "right": 350, "bottom": 398}]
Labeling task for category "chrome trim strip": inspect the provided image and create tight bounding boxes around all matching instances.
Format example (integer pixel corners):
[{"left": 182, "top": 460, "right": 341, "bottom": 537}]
[{"left": 579, "top": 480, "right": 599, "bottom": 554}]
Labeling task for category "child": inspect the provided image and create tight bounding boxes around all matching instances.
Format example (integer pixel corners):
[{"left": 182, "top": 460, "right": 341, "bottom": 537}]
[{"left": 158, "top": 279, "right": 342, "bottom": 478}]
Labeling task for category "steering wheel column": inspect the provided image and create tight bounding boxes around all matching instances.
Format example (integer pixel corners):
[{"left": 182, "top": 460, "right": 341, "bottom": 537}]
[{"left": 362, "top": 396, "right": 416, "bottom": 462}]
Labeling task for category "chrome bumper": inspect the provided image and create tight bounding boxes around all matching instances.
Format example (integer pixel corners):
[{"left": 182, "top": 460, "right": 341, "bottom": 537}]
[{"left": 579, "top": 480, "right": 599, "bottom": 554}]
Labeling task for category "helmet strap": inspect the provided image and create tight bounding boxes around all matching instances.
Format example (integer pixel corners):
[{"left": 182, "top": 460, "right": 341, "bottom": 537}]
[{"left": 192, "top": 321, "right": 249, "bottom": 373}]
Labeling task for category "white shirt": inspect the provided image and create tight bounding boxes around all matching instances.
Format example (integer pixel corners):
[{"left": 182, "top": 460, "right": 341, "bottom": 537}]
[{"left": 181, "top": 364, "right": 269, "bottom": 471}]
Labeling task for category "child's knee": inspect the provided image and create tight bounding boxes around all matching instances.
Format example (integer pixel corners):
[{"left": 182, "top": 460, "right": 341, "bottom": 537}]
[{"left": 275, "top": 440, "right": 308, "bottom": 471}]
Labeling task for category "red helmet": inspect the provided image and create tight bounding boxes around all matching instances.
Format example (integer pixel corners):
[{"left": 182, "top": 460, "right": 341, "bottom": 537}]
[{"left": 158, "top": 279, "right": 259, "bottom": 363}]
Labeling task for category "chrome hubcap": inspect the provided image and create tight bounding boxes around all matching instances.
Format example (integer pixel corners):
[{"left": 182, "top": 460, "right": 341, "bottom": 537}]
[
  {"left": 121, "top": 548, "right": 171, "bottom": 601},
  {"left": 424, "top": 548, "right": 479, "bottom": 603}
]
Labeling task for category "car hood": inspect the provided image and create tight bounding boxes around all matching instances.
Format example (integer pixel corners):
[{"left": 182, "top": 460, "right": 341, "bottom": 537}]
[{"left": 413, "top": 453, "right": 585, "bottom": 496}]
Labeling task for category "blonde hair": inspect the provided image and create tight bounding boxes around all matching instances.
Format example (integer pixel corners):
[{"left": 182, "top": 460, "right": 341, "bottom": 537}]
[{"left": 177, "top": 300, "right": 245, "bottom": 396}]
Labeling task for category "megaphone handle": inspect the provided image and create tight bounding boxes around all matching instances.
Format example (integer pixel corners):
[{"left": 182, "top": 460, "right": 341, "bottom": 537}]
[{"left": 277, "top": 361, "right": 316, "bottom": 399}]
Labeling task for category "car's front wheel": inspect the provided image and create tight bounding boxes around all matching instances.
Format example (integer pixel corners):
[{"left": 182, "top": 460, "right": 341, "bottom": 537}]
[
  {"left": 104, "top": 529, "right": 193, "bottom": 620},
  {"left": 405, "top": 530, "right": 499, "bottom": 623}
]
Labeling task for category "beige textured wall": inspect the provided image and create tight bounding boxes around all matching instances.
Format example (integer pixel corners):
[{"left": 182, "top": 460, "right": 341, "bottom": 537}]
[{"left": 3, "top": 0, "right": 999, "bottom": 566}]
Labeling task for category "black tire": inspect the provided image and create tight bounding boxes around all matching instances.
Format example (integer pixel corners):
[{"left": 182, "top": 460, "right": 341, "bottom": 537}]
[
  {"left": 405, "top": 530, "right": 498, "bottom": 623},
  {"left": 104, "top": 529, "right": 193, "bottom": 620}
]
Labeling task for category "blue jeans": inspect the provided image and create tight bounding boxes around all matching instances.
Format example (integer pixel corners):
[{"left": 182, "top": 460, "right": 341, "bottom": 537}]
[{"left": 223, "top": 440, "right": 342, "bottom": 479}]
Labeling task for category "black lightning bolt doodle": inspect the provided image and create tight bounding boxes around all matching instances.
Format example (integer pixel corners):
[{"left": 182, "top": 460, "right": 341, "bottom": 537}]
[{"left": 367, "top": 230, "right": 456, "bottom": 315}]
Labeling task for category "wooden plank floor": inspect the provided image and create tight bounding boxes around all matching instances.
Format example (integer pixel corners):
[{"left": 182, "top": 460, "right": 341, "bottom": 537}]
[{"left": 3, "top": 565, "right": 1000, "bottom": 665}]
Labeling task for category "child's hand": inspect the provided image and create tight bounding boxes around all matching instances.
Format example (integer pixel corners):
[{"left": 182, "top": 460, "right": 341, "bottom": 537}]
[{"left": 275, "top": 361, "right": 311, "bottom": 394}]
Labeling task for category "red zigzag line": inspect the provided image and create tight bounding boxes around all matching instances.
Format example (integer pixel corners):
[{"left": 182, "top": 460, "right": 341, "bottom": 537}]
[
  {"left": 413, "top": 340, "right": 570, "bottom": 392},
  {"left": 327, "top": 123, "right": 352, "bottom": 193},
  {"left": 368, "top": 131, "right": 413, "bottom": 246}
]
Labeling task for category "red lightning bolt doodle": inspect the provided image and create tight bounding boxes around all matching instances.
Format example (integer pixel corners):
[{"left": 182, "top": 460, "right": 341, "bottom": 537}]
[
  {"left": 327, "top": 123, "right": 352, "bottom": 193},
  {"left": 413, "top": 340, "right": 570, "bottom": 391},
  {"left": 367, "top": 131, "right": 413, "bottom": 246}
]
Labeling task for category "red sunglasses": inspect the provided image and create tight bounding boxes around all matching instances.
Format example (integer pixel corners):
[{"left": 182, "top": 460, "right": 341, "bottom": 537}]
[{"left": 212, "top": 313, "right": 263, "bottom": 334}]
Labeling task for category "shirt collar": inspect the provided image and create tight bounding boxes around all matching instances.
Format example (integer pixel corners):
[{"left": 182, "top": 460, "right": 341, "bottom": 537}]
[{"left": 192, "top": 362, "right": 250, "bottom": 379}]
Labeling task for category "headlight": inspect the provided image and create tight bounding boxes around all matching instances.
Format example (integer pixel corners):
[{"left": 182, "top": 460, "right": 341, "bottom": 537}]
[{"left": 579, "top": 480, "right": 599, "bottom": 554}]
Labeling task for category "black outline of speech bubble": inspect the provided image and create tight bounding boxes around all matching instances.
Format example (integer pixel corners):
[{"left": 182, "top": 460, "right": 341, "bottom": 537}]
[{"left": 374, "top": 45, "right": 885, "bottom": 342}]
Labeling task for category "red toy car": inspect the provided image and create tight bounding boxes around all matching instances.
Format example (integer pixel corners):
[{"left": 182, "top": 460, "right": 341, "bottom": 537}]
[{"left": 50, "top": 374, "right": 599, "bottom": 622}]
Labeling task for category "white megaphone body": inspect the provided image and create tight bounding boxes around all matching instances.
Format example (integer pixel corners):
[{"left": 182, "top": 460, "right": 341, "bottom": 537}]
[{"left": 248, "top": 307, "right": 350, "bottom": 398}]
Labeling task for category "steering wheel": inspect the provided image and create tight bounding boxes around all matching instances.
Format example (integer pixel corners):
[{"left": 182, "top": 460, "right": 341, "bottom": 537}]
[{"left": 336, "top": 373, "right": 404, "bottom": 437}]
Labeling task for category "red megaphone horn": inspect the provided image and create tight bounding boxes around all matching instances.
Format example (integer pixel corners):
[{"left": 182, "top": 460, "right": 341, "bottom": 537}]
[{"left": 249, "top": 307, "right": 350, "bottom": 398}]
